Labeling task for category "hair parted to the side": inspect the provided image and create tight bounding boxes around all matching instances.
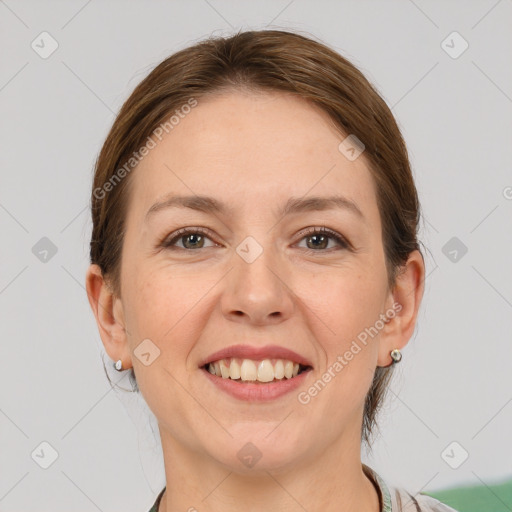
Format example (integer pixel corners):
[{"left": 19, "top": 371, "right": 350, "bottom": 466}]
[{"left": 89, "top": 29, "right": 423, "bottom": 451}]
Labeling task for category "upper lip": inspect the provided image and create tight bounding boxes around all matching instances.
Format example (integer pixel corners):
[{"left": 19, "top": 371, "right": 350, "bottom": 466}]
[{"left": 199, "top": 344, "right": 313, "bottom": 368}]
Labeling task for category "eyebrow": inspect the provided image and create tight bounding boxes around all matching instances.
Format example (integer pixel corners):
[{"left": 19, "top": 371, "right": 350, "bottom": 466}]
[{"left": 145, "top": 193, "right": 364, "bottom": 222}]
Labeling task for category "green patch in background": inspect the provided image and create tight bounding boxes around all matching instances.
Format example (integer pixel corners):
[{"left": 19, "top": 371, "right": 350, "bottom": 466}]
[{"left": 423, "top": 476, "right": 512, "bottom": 512}]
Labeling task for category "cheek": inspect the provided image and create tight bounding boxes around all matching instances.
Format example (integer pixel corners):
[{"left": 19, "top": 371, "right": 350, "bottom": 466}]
[
  {"left": 304, "top": 269, "right": 387, "bottom": 346},
  {"left": 122, "top": 262, "right": 214, "bottom": 357},
  {"left": 309, "top": 275, "right": 382, "bottom": 408}
]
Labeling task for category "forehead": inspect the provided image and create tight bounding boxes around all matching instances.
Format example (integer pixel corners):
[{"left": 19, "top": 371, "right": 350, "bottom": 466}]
[{"left": 128, "top": 90, "right": 379, "bottom": 223}]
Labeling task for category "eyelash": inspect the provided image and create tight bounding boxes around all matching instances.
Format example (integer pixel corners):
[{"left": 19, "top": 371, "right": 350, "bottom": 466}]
[{"left": 160, "top": 226, "right": 350, "bottom": 253}]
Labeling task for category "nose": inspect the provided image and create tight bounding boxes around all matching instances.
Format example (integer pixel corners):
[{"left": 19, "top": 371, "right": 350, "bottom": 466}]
[{"left": 221, "top": 243, "right": 295, "bottom": 326}]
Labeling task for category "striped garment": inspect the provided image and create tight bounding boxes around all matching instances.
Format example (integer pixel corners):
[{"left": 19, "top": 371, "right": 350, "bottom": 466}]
[
  {"left": 363, "top": 464, "right": 459, "bottom": 512},
  {"left": 147, "top": 464, "right": 459, "bottom": 511}
]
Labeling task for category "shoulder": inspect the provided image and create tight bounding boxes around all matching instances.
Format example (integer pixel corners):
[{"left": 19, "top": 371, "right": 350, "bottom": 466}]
[
  {"left": 391, "top": 486, "right": 460, "bottom": 512},
  {"left": 362, "top": 464, "right": 459, "bottom": 512}
]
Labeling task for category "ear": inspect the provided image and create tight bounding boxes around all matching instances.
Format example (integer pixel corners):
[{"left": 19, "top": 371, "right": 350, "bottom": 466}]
[
  {"left": 85, "top": 264, "right": 132, "bottom": 370},
  {"left": 377, "top": 250, "right": 425, "bottom": 367}
]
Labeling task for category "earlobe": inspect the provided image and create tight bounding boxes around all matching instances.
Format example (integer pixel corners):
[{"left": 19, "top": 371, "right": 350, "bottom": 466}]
[
  {"left": 377, "top": 250, "right": 425, "bottom": 367},
  {"left": 85, "top": 264, "right": 132, "bottom": 369}
]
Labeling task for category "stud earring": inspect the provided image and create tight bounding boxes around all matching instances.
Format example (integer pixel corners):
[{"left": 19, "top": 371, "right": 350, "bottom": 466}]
[
  {"left": 114, "top": 359, "right": 123, "bottom": 371},
  {"left": 390, "top": 349, "right": 402, "bottom": 364}
]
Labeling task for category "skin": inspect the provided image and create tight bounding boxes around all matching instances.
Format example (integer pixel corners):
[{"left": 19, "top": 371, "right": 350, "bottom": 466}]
[{"left": 86, "top": 90, "right": 424, "bottom": 512}]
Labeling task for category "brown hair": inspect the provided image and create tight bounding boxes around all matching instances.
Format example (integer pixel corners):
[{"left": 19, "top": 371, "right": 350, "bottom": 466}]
[{"left": 89, "top": 29, "right": 423, "bottom": 450}]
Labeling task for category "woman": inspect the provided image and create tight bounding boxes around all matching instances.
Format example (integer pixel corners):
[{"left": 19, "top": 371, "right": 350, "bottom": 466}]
[{"left": 85, "top": 29, "right": 458, "bottom": 512}]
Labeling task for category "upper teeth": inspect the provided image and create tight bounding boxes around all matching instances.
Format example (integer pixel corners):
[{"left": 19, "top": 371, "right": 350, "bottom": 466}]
[{"left": 207, "top": 358, "right": 302, "bottom": 382}]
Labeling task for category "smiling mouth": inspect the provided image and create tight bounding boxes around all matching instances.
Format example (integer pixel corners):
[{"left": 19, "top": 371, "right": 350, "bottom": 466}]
[{"left": 201, "top": 357, "right": 313, "bottom": 384}]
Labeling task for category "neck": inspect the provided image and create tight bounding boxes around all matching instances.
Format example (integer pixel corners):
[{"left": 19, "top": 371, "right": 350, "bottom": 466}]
[{"left": 157, "top": 426, "right": 380, "bottom": 512}]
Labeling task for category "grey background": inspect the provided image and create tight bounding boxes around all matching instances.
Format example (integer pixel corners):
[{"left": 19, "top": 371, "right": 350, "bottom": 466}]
[{"left": 1, "top": 0, "right": 511, "bottom": 511}]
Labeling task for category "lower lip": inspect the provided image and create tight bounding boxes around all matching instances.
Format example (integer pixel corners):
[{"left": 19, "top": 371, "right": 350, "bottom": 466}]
[{"left": 201, "top": 367, "right": 312, "bottom": 402}]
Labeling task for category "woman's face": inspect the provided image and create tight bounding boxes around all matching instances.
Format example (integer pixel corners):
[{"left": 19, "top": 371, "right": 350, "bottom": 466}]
[{"left": 105, "top": 91, "right": 414, "bottom": 471}]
